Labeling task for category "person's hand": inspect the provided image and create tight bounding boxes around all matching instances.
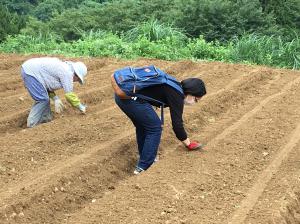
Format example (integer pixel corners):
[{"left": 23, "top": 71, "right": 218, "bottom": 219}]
[
  {"left": 53, "top": 96, "right": 64, "bottom": 113},
  {"left": 78, "top": 103, "right": 87, "bottom": 114},
  {"left": 186, "top": 141, "right": 203, "bottom": 150}
]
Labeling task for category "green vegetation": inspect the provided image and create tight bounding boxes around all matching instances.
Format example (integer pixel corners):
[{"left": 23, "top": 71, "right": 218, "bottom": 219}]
[
  {"left": 0, "top": 5, "right": 25, "bottom": 42},
  {"left": 0, "top": 0, "right": 299, "bottom": 69}
]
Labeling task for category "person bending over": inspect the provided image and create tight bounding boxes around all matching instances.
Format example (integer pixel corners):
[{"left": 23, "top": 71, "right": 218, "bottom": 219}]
[
  {"left": 111, "top": 66, "right": 206, "bottom": 174},
  {"left": 21, "top": 57, "right": 88, "bottom": 128}
]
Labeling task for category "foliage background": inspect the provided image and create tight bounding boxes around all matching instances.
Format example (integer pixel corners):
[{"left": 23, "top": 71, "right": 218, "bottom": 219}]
[{"left": 0, "top": 0, "right": 299, "bottom": 69}]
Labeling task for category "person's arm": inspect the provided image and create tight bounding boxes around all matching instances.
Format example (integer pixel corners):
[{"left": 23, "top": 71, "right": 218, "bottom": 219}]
[
  {"left": 65, "top": 92, "right": 86, "bottom": 114},
  {"left": 166, "top": 88, "right": 188, "bottom": 141},
  {"left": 166, "top": 87, "right": 202, "bottom": 150},
  {"left": 65, "top": 92, "right": 80, "bottom": 107},
  {"left": 182, "top": 138, "right": 191, "bottom": 146},
  {"left": 48, "top": 91, "right": 65, "bottom": 113},
  {"left": 58, "top": 67, "right": 86, "bottom": 113},
  {"left": 111, "top": 74, "right": 130, "bottom": 99}
]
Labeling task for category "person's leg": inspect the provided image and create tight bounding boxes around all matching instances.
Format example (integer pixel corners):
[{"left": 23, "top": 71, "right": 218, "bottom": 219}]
[
  {"left": 21, "top": 69, "right": 52, "bottom": 127},
  {"left": 115, "top": 96, "right": 145, "bottom": 154},
  {"left": 134, "top": 122, "right": 146, "bottom": 155},
  {"left": 40, "top": 101, "right": 53, "bottom": 123},
  {"left": 133, "top": 120, "right": 160, "bottom": 168},
  {"left": 115, "top": 95, "right": 162, "bottom": 170},
  {"left": 27, "top": 101, "right": 52, "bottom": 127},
  {"left": 136, "top": 109, "right": 162, "bottom": 170}
]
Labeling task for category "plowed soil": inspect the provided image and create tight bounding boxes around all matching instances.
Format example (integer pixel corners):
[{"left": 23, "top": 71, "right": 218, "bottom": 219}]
[{"left": 0, "top": 53, "right": 299, "bottom": 224}]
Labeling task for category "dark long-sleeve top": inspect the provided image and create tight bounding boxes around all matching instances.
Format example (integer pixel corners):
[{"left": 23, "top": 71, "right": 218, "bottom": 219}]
[{"left": 138, "top": 84, "right": 187, "bottom": 141}]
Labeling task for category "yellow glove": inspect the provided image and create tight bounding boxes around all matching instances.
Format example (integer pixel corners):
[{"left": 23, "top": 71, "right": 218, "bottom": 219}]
[{"left": 65, "top": 92, "right": 81, "bottom": 107}]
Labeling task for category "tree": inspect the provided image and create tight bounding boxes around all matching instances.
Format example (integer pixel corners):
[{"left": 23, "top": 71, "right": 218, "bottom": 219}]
[
  {"left": 259, "top": 0, "right": 268, "bottom": 12},
  {"left": 176, "top": 0, "right": 274, "bottom": 41},
  {"left": 1, "top": 0, "right": 35, "bottom": 15},
  {"left": 48, "top": 0, "right": 140, "bottom": 40},
  {"left": 61, "top": 0, "right": 85, "bottom": 8},
  {"left": 0, "top": 5, "right": 25, "bottom": 42},
  {"left": 33, "top": 0, "right": 64, "bottom": 21},
  {"left": 263, "top": 0, "right": 300, "bottom": 29},
  {"left": 49, "top": 8, "right": 97, "bottom": 41}
]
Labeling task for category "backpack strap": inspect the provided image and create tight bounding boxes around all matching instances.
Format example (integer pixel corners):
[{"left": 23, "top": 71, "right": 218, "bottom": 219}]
[
  {"left": 134, "top": 93, "right": 165, "bottom": 126},
  {"left": 129, "top": 67, "right": 137, "bottom": 93}
]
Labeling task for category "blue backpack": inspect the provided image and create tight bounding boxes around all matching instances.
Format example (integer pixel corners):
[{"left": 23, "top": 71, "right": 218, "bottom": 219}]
[{"left": 114, "top": 65, "right": 184, "bottom": 125}]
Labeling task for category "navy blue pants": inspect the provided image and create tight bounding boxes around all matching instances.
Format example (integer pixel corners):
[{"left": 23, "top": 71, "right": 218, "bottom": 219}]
[{"left": 115, "top": 95, "right": 162, "bottom": 170}]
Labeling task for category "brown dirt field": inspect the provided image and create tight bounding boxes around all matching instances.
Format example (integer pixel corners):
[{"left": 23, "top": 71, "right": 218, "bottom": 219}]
[{"left": 0, "top": 53, "right": 299, "bottom": 224}]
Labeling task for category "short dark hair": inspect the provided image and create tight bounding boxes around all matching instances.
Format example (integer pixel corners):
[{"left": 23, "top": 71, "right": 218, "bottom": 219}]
[{"left": 181, "top": 78, "right": 206, "bottom": 97}]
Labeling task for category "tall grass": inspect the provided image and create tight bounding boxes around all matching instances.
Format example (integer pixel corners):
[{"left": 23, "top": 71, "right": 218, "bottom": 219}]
[
  {"left": 229, "top": 34, "right": 300, "bottom": 69},
  {"left": 125, "top": 19, "right": 187, "bottom": 42},
  {"left": 0, "top": 21, "right": 299, "bottom": 70}
]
